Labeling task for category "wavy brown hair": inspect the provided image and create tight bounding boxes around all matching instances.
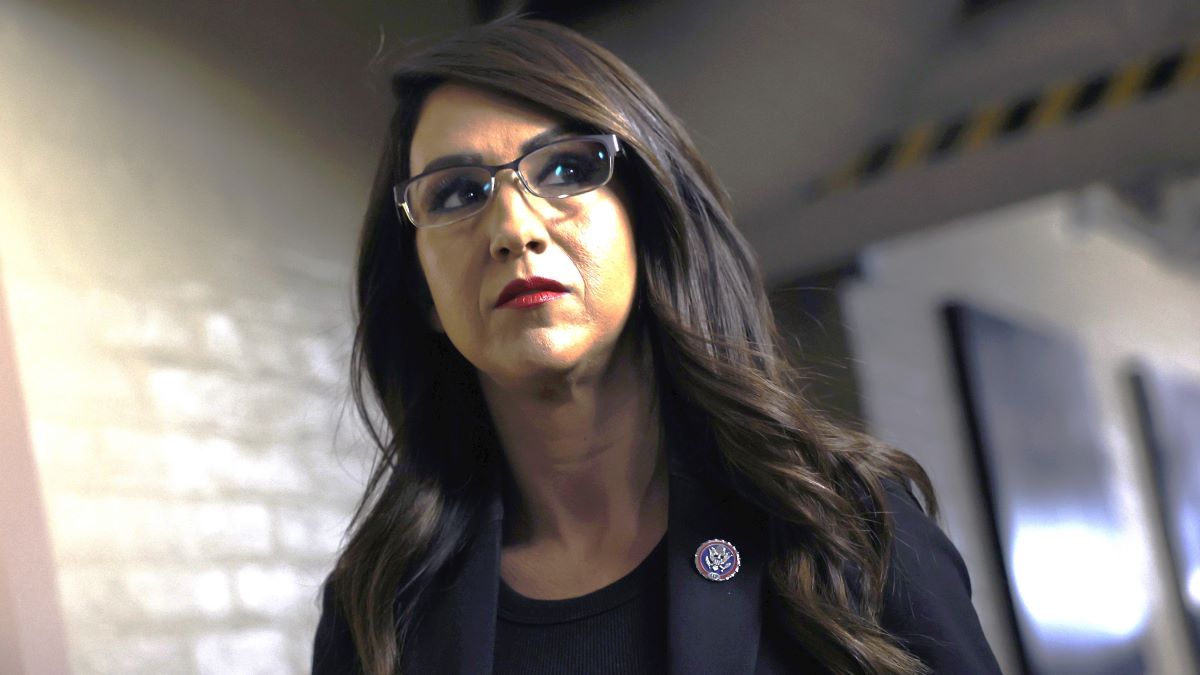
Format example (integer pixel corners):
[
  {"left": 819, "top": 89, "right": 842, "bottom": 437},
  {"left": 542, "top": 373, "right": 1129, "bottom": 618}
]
[{"left": 331, "top": 16, "right": 937, "bottom": 675}]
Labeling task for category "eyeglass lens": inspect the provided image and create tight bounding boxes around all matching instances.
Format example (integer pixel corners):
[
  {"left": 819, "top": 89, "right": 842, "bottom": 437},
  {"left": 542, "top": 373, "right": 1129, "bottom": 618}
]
[{"left": 404, "top": 138, "right": 614, "bottom": 228}]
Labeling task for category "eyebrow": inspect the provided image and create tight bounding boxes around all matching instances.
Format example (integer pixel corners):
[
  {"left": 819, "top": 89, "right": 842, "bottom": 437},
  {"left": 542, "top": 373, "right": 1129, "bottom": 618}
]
[
  {"left": 420, "top": 152, "right": 483, "bottom": 174},
  {"left": 417, "top": 122, "right": 592, "bottom": 175}
]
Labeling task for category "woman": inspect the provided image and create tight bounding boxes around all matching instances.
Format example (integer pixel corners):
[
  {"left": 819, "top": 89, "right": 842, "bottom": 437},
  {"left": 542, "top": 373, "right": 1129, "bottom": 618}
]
[{"left": 313, "top": 17, "right": 1001, "bottom": 675}]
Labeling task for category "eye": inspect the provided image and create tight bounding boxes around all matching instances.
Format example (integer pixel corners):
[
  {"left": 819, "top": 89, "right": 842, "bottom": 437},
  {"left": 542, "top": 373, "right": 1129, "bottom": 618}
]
[
  {"left": 534, "top": 150, "right": 604, "bottom": 189},
  {"left": 427, "top": 174, "right": 491, "bottom": 213}
]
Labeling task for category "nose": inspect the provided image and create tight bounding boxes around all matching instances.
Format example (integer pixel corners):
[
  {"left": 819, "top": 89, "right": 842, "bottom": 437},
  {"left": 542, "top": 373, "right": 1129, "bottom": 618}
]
[{"left": 484, "top": 169, "right": 548, "bottom": 262}]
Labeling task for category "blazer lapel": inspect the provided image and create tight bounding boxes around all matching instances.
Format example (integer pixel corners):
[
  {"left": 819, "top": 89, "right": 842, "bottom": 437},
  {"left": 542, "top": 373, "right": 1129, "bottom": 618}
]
[
  {"left": 409, "top": 454, "right": 768, "bottom": 675},
  {"left": 667, "top": 457, "right": 767, "bottom": 674}
]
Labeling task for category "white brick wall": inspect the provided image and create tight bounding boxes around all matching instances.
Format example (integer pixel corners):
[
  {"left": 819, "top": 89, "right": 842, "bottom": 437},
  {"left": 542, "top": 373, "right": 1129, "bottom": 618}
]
[
  {"left": 842, "top": 184, "right": 1200, "bottom": 675},
  {"left": 1, "top": 4, "right": 372, "bottom": 673}
]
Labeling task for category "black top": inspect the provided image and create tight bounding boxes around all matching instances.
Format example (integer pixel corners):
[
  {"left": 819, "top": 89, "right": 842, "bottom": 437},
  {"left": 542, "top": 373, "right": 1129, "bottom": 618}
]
[{"left": 494, "top": 534, "right": 669, "bottom": 674}]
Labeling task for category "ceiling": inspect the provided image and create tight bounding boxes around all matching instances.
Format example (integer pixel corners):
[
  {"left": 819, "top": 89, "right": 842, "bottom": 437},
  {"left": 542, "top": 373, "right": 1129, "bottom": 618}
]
[{"left": 45, "top": 0, "right": 1200, "bottom": 283}]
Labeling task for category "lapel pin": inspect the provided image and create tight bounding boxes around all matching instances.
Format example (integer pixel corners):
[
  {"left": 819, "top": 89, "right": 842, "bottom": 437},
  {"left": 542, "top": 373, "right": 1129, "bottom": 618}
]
[{"left": 694, "top": 539, "right": 740, "bottom": 581}]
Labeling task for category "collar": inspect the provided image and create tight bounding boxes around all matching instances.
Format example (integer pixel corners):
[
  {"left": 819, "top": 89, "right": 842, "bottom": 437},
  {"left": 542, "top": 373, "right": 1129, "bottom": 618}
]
[{"left": 406, "top": 450, "right": 768, "bottom": 674}]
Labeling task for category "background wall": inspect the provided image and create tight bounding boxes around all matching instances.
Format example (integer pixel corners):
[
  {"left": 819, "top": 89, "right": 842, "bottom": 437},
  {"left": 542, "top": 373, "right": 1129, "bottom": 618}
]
[
  {"left": 841, "top": 182, "right": 1200, "bottom": 675},
  {"left": 0, "top": 3, "right": 374, "bottom": 672}
]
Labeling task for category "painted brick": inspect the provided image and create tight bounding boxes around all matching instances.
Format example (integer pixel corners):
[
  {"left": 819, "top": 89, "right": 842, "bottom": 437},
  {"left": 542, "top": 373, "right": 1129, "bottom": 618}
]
[
  {"left": 194, "top": 629, "right": 290, "bottom": 675},
  {"left": 235, "top": 564, "right": 314, "bottom": 618},
  {"left": 59, "top": 565, "right": 231, "bottom": 626},
  {"left": 208, "top": 313, "right": 298, "bottom": 375},
  {"left": 229, "top": 296, "right": 323, "bottom": 332},
  {"left": 72, "top": 631, "right": 192, "bottom": 675},
  {"left": 57, "top": 566, "right": 143, "bottom": 625},
  {"left": 145, "top": 367, "right": 340, "bottom": 440},
  {"left": 4, "top": 281, "right": 99, "bottom": 356},
  {"left": 203, "top": 311, "right": 246, "bottom": 363},
  {"left": 298, "top": 333, "right": 350, "bottom": 386},
  {"left": 95, "top": 428, "right": 312, "bottom": 497},
  {"left": 100, "top": 294, "right": 201, "bottom": 358},
  {"left": 18, "top": 352, "right": 144, "bottom": 426},
  {"left": 28, "top": 420, "right": 96, "bottom": 489},
  {"left": 48, "top": 495, "right": 272, "bottom": 562},
  {"left": 125, "top": 568, "right": 232, "bottom": 619},
  {"left": 302, "top": 445, "right": 372, "bottom": 501},
  {"left": 275, "top": 504, "right": 351, "bottom": 559}
]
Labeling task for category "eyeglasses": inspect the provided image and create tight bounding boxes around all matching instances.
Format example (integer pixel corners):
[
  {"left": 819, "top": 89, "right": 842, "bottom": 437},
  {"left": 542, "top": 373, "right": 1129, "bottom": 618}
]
[{"left": 394, "top": 134, "right": 621, "bottom": 229}]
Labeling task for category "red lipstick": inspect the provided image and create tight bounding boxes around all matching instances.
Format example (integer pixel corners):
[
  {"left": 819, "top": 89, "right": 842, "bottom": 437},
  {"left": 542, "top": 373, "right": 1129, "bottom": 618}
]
[{"left": 495, "top": 276, "right": 568, "bottom": 309}]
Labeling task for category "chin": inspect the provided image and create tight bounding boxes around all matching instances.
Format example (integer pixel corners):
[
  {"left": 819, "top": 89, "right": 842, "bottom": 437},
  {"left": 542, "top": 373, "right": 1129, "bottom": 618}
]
[
  {"left": 469, "top": 322, "right": 628, "bottom": 385},
  {"left": 503, "top": 345, "right": 585, "bottom": 376},
  {"left": 483, "top": 334, "right": 598, "bottom": 382}
]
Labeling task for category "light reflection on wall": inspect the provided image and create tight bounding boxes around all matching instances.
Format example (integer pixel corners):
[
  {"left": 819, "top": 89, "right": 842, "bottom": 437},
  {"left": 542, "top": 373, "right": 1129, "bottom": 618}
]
[
  {"left": 946, "top": 301, "right": 1154, "bottom": 674},
  {"left": 1012, "top": 521, "right": 1149, "bottom": 640}
]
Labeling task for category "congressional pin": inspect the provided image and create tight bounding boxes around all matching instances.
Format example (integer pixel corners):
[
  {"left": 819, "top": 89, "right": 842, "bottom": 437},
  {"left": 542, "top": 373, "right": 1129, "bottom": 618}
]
[{"left": 694, "top": 539, "right": 740, "bottom": 582}]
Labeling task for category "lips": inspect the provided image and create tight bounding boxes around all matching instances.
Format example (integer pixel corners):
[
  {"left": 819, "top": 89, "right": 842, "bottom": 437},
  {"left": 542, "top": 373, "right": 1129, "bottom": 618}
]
[{"left": 495, "top": 276, "right": 569, "bottom": 308}]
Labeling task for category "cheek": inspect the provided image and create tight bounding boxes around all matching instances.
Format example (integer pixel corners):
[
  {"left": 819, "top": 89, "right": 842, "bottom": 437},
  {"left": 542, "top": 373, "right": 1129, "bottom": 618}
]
[
  {"left": 417, "top": 236, "right": 474, "bottom": 319},
  {"left": 414, "top": 238, "right": 441, "bottom": 300},
  {"left": 574, "top": 201, "right": 637, "bottom": 308}
]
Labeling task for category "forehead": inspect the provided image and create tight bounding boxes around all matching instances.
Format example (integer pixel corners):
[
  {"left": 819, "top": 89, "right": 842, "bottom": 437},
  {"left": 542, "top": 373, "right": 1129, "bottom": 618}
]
[{"left": 409, "top": 83, "right": 563, "bottom": 175}]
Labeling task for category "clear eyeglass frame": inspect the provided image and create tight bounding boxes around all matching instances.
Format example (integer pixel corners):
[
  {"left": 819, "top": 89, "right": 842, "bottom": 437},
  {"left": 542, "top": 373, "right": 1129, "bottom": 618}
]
[{"left": 393, "top": 133, "right": 622, "bottom": 229}]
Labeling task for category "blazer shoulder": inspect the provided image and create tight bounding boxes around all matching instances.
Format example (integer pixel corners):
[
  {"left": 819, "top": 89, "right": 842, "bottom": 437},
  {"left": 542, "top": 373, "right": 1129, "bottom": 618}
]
[
  {"left": 877, "top": 479, "right": 1003, "bottom": 674},
  {"left": 311, "top": 577, "right": 363, "bottom": 675}
]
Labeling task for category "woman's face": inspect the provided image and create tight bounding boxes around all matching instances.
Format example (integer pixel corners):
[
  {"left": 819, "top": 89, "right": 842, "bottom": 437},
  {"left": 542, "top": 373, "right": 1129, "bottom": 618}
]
[{"left": 409, "top": 83, "right": 638, "bottom": 386}]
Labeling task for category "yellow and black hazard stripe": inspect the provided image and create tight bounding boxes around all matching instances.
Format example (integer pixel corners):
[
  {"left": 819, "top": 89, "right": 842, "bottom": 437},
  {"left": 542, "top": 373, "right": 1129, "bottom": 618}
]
[{"left": 806, "top": 42, "right": 1200, "bottom": 200}]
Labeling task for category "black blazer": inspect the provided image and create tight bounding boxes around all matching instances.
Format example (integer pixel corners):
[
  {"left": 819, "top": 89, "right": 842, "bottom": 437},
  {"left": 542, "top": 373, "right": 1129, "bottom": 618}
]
[{"left": 312, "top": 453, "right": 1002, "bottom": 674}]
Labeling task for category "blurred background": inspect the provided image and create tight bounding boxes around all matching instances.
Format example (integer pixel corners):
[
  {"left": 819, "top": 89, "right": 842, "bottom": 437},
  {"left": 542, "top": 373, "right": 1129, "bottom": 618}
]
[{"left": 2, "top": 1, "right": 1198, "bottom": 673}]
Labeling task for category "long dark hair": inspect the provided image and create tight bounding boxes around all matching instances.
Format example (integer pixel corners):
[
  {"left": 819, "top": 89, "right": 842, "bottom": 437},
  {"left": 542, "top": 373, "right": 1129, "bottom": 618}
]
[{"left": 331, "top": 17, "right": 937, "bottom": 675}]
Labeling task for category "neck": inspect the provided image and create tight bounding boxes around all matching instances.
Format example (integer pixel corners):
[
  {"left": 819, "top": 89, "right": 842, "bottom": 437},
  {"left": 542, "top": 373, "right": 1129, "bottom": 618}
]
[{"left": 479, "top": 331, "right": 667, "bottom": 557}]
